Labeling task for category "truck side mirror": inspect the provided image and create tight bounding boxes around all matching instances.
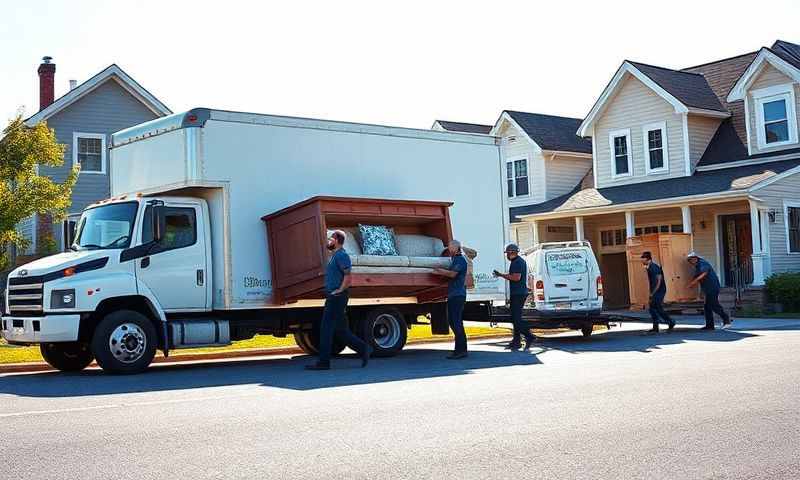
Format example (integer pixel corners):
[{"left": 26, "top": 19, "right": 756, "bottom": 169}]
[{"left": 152, "top": 206, "right": 166, "bottom": 243}]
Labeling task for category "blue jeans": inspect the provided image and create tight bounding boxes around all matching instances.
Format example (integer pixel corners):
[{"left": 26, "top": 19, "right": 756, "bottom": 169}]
[
  {"left": 648, "top": 291, "right": 672, "bottom": 330},
  {"left": 447, "top": 296, "right": 467, "bottom": 353},
  {"left": 318, "top": 292, "right": 367, "bottom": 366},
  {"left": 510, "top": 295, "right": 533, "bottom": 344},
  {"left": 703, "top": 290, "right": 730, "bottom": 327}
]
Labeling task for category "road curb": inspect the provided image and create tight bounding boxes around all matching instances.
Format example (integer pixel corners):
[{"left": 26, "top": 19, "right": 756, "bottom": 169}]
[{"left": 0, "top": 332, "right": 512, "bottom": 374}]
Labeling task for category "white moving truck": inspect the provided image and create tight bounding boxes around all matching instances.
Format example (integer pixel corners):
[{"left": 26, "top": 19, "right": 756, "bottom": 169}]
[{"left": 2, "top": 108, "right": 508, "bottom": 373}]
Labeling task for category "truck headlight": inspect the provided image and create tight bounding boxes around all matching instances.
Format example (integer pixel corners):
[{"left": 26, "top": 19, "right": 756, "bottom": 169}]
[{"left": 50, "top": 289, "right": 76, "bottom": 309}]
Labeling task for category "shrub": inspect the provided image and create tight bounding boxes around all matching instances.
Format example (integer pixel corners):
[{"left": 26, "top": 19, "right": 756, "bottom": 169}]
[{"left": 765, "top": 272, "right": 800, "bottom": 311}]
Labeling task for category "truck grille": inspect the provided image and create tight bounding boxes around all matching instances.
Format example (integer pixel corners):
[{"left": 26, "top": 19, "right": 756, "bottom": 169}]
[{"left": 8, "top": 278, "right": 44, "bottom": 316}]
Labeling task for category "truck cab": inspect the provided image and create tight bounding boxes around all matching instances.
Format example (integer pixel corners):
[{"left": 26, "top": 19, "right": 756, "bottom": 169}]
[{"left": 2, "top": 195, "right": 211, "bottom": 373}]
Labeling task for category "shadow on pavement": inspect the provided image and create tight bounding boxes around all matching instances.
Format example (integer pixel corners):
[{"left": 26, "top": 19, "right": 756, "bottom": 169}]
[{"left": 0, "top": 347, "right": 541, "bottom": 398}]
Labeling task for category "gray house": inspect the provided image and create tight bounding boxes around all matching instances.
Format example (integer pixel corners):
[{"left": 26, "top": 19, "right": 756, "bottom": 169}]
[{"left": 20, "top": 57, "right": 171, "bottom": 254}]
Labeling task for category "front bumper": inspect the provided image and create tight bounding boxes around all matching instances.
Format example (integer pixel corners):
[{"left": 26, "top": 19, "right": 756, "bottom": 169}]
[{"left": 1, "top": 314, "right": 81, "bottom": 344}]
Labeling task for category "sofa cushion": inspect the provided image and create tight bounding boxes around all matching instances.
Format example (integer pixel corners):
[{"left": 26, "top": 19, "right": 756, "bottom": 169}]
[
  {"left": 351, "top": 255, "right": 410, "bottom": 267},
  {"left": 358, "top": 224, "right": 399, "bottom": 256},
  {"left": 327, "top": 227, "right": 362, "bottom": 255},
  {"left": 395, "top": 234, "right": 445, "bottom": 257},
  {"left": 407, "top": 256, "right": 451, "bottom": 268},
  {"left": 351, "top": 266, "right": 436, "bottom": 275}
]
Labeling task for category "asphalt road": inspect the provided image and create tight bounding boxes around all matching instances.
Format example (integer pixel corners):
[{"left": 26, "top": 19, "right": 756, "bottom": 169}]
[{"left": 1, "top": 317, "right": 799, "bottom": 480}]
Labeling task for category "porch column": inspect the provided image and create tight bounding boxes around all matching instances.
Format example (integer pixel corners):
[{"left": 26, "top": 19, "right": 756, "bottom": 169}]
[
  {"left": 575, "top": 217, "right": 585, "bottom": 242},
  {"left": 681, "top": 205, "right": 692, "bottom": 234},
  {"left": 624, "top": 211, "right": 635, "bottom": 238},
  {"left": 749, "top": 200, "right": 765, "bottom": 286},
  {"left": 530, "top": 221, "right": 540, "bottom": 246}
]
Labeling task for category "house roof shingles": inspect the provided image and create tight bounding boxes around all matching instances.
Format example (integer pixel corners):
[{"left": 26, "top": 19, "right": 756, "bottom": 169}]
[
  {"left": 772, "top": 40, "right": 800, "bottom": 69},
  {"left": 627, "top": 61, "right": 727, "bottom": 112},
  {"left": 510, "top": 158, "right": 800, "bottom": 221},
  {"left": 434, "top": 120, "right": 493, "bottom": 134},
  {"left": 504, "top": 111, "right": 592, "bottom": 154}
]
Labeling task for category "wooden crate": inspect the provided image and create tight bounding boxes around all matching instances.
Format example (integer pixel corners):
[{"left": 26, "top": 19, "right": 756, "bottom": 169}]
[
  {"left": 261, "top": 196, "right": 457, "bottom": 304},
  {"left": 626, "top": 233, "right": 699, "bottom": 309}
]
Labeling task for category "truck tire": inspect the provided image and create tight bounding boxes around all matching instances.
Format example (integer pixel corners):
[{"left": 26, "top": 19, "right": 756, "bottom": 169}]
[
  {"left": 40, "top": 342, "right": 94, "bottom": 372},
  {"left": 360, "top": 308, "right": 407, "bottom": 357},
  {"left": 292, "top": 330, "right": 347, "bottom": 356},
  {"left": 91, "top": 310, "right": 157, "bottom": 374},
  {"left": 581, "top": 324, "right": 593, "bottom": 337}
]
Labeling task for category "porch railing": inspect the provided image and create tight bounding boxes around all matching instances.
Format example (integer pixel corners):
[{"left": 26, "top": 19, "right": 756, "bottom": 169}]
[{"left": 731, "top": 256, "right": 754, "bottom": 303}]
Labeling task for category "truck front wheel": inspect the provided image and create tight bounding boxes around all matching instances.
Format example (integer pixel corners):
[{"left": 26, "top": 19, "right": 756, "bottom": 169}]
[
  {"left": 360, "top": 308, "right": 408, "bottom": 357},
  {"left": 91, "top": 310, "right": 157, "bottom": 374},
  {"left": 40, "top": 342, "right": 94, "bottom": 372}
]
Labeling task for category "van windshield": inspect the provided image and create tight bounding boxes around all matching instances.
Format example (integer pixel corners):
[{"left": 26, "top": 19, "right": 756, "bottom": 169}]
[
  {"left": 73, "top": 202, "right": 138, "bottom": 250},
  {"left": 545, "top": 250, "right": 588, "bottom": 276}
]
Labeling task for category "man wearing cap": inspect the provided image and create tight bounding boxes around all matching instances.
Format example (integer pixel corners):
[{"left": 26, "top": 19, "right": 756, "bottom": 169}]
[
  {"left": 640, "top": 251, "right": 675, "bottom": 334},
  {"left": 687, "top": 252, "right": 731, "bottom": 330},
  {"left": 494, "top": 243, "right": 535, "bottom": 349},
  {"left": 306, "top": 230, "right": 372, "bottom": 370}
]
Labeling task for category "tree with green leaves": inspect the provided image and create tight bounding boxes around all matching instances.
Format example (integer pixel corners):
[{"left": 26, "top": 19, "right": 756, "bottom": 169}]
[{"left": 0, "top": 115, "right": 78, "bottom": 270}]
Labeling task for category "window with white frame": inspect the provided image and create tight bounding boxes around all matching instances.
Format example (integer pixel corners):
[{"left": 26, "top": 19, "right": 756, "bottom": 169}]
[
  {"left": 785, "top": 202, "right": 800, "bottom": 253},
  {"left": 608, "top": 129, "right": 632, "bottom": 178},
  {"left": 753, "top": 84, "right": 798, "bottom": 149},
  {"left": 600, "top": 228, "right": 627, "bottom": 248},
  {"left": 506, "top": 158, "right": 529, "bottom": 197},
  {"left": 73, "top": 133, "right": 106, "bottom": 174},
  {"left": 642, "top": 122, "right": 668, "bottom": 174}
]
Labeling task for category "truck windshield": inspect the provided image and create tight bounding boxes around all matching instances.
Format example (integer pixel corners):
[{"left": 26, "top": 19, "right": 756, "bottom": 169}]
[{"left": 73, "top": 202, "right": 138, "bottom": 250}]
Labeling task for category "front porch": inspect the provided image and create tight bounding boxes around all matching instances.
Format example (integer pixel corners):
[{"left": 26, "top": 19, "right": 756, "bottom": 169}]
[{"left": 514, "top": 198, "right": 772, "bottom": 308}]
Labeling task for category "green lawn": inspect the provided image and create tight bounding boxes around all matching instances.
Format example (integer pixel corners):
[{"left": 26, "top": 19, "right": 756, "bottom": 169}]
[{"left": 0, "top": 324, "right": 507, "bottom": 365}]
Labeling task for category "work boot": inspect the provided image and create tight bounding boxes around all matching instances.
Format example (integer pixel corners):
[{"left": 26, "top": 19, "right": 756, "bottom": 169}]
[
  {"left": 667, "top": 320, "right": 676, "bottom": 332},
  {"left": 504, "top": 341, "right": 522, "bottom": 351},
  {"left": 700, "top": 325, "right": 715, "bottom": 331},
  {"left": 643, "top": 328, "right": 660, "bottom": 335},
  {"left": 523, "top": 336, "right": 537, "bottom": 350}
]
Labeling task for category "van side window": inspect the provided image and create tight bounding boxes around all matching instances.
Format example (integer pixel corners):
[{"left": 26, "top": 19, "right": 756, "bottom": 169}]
[{"left": 142, "top": 206, "right": 197, "bottom": 250}]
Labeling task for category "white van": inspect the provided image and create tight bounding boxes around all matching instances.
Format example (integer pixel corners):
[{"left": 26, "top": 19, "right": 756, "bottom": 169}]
[{"left": 523, "top": 241, "right": 603, "bottom": 316}]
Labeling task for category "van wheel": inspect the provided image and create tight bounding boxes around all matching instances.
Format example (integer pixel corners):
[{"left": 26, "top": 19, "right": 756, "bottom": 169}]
[
  {"left": 292, "top": 330, "right": 347, "bottom": 356},
  {"left": 91, "top": 310, "right": 157, "bottom": 374},
  {"left": 581, "top": 324, "right": 593, "bottom": 337},
  {"left": 40, "top": 342, "right": 94, "bottom": 372},
  {"left": 360, "top": 308, "right": 408, "bottom": 357}
]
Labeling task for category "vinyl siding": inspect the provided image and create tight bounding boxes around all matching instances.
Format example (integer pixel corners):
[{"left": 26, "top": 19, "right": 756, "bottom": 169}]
[
  {"left": 594, "top": 74, "right": 686, "bottom": 188},
  {"left": 544, "top": 154, "right": 592, "bottom": 199},
  {"left": 41, "top": 78, "right": 161, "bottom": 246},
  {"left": 498, "top": 120, "right": 546, "bottom": 206},
  {"left": 746, "top": 64, "right": 800, "bottom": 155},
  {"left": 755, "top": 173, "right": 800, "bottom": 274},
  {"left": 687, "top": 115, "right": 721, "bottom": 170}
]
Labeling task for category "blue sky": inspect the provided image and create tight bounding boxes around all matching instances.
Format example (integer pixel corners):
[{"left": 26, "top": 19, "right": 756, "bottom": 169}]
[{"left": 2, "top": 0, "right": 799, "bottom": 129}]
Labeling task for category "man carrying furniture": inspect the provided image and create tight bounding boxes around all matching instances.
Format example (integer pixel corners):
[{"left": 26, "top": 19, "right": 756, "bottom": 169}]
[
  {"left": 493, "top": 243, "right": 536, "bottom": 350},
  {"left": 433, "top": 240, "right": 469, "bottom": 359},
  {"left": 687, "top": 252, "right": 732, "bottom": 330},
  {"left": 640, "top": 251, "right": 675, "bottom": 334},
  {"left": 306, "top": 230, "right": 371, "bottom": 370}
]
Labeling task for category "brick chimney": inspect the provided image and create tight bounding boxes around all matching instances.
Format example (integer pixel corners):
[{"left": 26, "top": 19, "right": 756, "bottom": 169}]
[{"left": 37, "top": 56, "right": 56, "bottom": 110}]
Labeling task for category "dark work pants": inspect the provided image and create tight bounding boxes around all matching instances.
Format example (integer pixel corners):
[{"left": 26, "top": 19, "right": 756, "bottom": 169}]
[
  {"left": 510, "top": 294, "right": 534, "bottom": 344},
  {"left": 703, "top": 291, "right": 730, "bottom": 327},
  {"left": 318, "top": 292, "right": 367, "bottom": 366},
  {"left": 448, "top": 295, "right": 467, "bottom": 353},
  {"left": 648, "top": 291, "right": 672, "bottom": 330}
]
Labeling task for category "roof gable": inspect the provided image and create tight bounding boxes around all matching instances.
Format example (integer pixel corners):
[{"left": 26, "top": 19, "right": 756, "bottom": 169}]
[
  {"left": 25, "top": 64, "right": 171, "bottom": 126},
  {"left": 578, "top": 61, "right": 728, "bottom": 137},
  {"left": 727, "top": 47, "right": 800, "bottom": 102}
]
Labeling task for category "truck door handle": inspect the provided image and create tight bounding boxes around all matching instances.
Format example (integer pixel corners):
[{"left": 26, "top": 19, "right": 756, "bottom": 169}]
[
  {"left": 141, "top": 257, "right": 150, "bottom": 269},
  {"left": 197, "top": 269, "right": 204, "bottom": 286}
]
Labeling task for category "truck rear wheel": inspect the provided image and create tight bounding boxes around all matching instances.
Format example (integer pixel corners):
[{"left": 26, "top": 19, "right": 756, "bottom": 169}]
[
  {"left": 91, "top": 310, "right": 157, "bottom": 374},
  {"left": 40, "top": 342, "right": 94, "bottom": 372},
  {"left": 360, "top": 308, "right": 407, "bottom": 357}
]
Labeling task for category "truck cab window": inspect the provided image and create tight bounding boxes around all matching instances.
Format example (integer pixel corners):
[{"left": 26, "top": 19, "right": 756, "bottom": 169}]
[{"left": 142, "top": 206, "right": 197, "bottom": 250}]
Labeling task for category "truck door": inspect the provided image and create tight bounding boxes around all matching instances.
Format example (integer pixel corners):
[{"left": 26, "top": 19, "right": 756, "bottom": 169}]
[
  {"left": 544, "top": 249, "right": 590, "bottom": 306},
  {"left": 136, "top": 203, "right": 207, "bottom": 311}
]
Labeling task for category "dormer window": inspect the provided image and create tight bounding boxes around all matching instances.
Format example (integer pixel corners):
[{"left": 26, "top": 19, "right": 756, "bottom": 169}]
[
  {"left": 753, "top": 83, "right": 798, "bottom": 149},
  {"left": 642, "top": 121, "right": 668, "bottom": 174},
  {"left": 608, "top": 129, "right": 632, "bottom": 178}
]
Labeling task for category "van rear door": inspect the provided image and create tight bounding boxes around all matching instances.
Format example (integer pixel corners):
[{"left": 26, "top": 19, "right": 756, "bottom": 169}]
[{"left": 543, "top": 249, "right": 590, "bottom": 305}]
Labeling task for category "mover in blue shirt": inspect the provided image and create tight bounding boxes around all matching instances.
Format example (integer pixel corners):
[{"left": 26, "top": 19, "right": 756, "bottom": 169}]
[
  {"left": 640, "top": 251, "right": 675, "bottom": 334},
  {"left": 433, "top": 239, "right": 469, "bottom": 359},
  {"left": 493, "top": 243, "right": 536, "bottom": 350},
  {"left": 687, "top": 252, "right": 732, "bottom": 330},
  {"left": 306, "top": 230, "right": 371, "bottom": 370}
]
